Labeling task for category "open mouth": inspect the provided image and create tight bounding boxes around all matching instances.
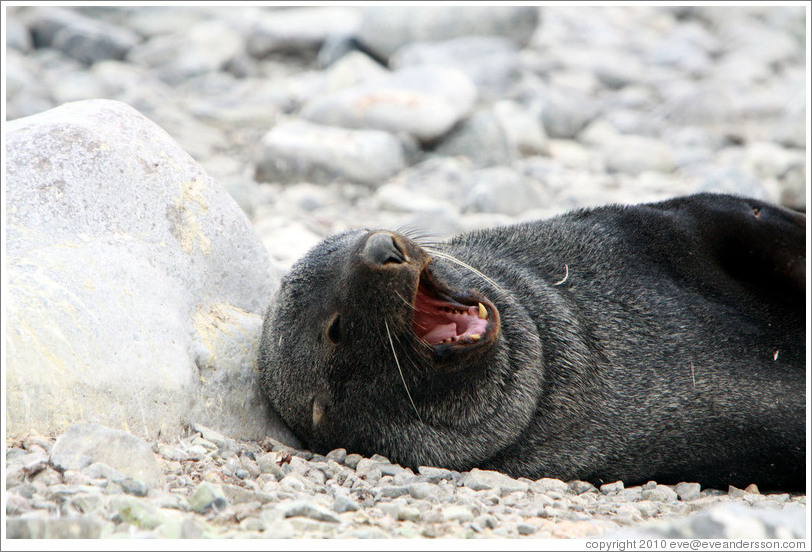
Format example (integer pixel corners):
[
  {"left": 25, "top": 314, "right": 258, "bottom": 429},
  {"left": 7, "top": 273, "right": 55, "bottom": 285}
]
[{"left": 411, "top": 267, "right": 493, "bottom": 347}]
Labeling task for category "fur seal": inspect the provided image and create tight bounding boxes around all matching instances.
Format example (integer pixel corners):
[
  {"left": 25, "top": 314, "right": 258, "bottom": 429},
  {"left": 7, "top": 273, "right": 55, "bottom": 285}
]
[{"left": 258, "top": 193, "right": 806, "bottom": 491}]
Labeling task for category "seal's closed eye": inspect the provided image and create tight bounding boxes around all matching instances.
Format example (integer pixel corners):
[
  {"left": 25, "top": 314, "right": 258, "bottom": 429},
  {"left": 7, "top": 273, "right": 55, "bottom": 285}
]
[{"left": 326, "top": 314, "right": 342, "bottom": 345}]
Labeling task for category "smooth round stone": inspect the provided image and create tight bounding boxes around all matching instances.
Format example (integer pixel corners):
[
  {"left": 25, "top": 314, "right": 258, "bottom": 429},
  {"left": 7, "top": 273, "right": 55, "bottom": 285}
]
[
  {"left": 357, "top": 6, "right": 540, "bottom": 60},
  {"left": 255, "top": 120, "right": 406, "bottom": 186},
  {"left": 301, "top": 65, "right": 477, "bottom": 143}
]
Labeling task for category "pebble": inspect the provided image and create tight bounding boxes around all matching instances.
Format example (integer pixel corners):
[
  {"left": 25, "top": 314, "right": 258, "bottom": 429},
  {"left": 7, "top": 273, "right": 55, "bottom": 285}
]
[
  {"left": 675, "top": 482, "right": 702, "bottom": 502},
  {"left": 188, "top": 482, "right": 228, "bottom": 514},
  {"left": 4, "top": 4, "right": 807, "bottom": 539},
  {"left": 278, "top": 501, "right": 341, "bottom": 523}
]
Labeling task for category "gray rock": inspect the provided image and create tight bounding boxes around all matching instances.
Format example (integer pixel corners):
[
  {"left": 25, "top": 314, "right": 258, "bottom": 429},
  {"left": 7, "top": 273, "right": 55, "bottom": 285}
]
[
  {"left": 157, "top": 516, "right": 206, "bottom": 539},
  {"left": 615, "top": 486, "right": 644, "bottom": 501},
  {"left": 331, "top": 494, "right": 360, "bottom": 513},
  {"left": 355, "top": 459, "right": 385, "bottom": 483},
  {"left": 322, "top": 50, "right": 388, "bottom": 92},
  {"left": 50, "top": 424, "right": 163, "bottom": 489},
  {"left": 607, "top": 502, "right": 807, "bottom": 539},
  {"left": 221, "top": 483, "right": 263, "bottom": 505},
  {"left": 189, "top": 482, "right": 228, "bottom": 514},
  {"left": 112, "top": 495, "right": 166, "bottom": 529},
  {"left": 493, "top": 100, "right": 548, "bottom": 157},
  {"left": 6, "top": 16, "right": 33, "bottom": 52},
  {"left": 604, "top": 134, "right": 677, "bottom": 175},
  {"left": 540, "top": 89, "right": 602, "bottom": 140},
  {"left": 343, "top": 454, "right": 364, "bottom": 470},
  {"left": 641, "top": 485, "right": 678, "bottom": 502},
  {"left": 301, "top": 65, "right": 477, "bottom": 143},
  {"left": 771, "top": 93, "right": 806, "bottom": 149},
  {"left": 5, "top": 100, "right": 282, "bottom": 443},
  {"left": 256, "top": 120, "right": 405, "bottom": 186},
  {"left": 6, "top": 516, "right": 104, "bottom": 538},
  {"left": 695, "top": 166, "right": 772, "bottom": 201},
  {"left": 28, "top": 7, "right": 141, "bottom": 65},
  {"left": 357, "top": 6, "right": 540, "bottom": 60},
  {"left": 600, "top": 481, "right": 625, "bottom": 495},
  {"left": 81, "top": 462, "right": 127, "bottom": 482},
  {"left": 459, "top": 468, "right": 529, "bottom": 494},
  {"left": 530, "top": 478, "right": 570, "bottom": 494},
  {"left": 247, "top": 7, "right": 361, "bottom": 58},
  {"left": 397, "top": 506, "right": 421, "bottom": 522},
  {"left": 127, "top": 20, "right": 243, "bottom": 84},
  {"left": 518, "top": 522, "right": 537, "bottom": 535},
  {"left": 442, "top": 505, "right": 474, "bottom": 522},
  {"left": 119, "top": 478, "right": 149, "bottom": 497},
  {"left": 191, "top": 425, "right": 234, "bottom": 453},
  {"left": 279, "top": 501, "right": 341, "bottom": 523},
  {"left": 777, "top": 163, "right": 805, "bottom": 211},
  {"left": 675, "top": 482, "right": 702, "bottom": 502},
  {"left": 375, "top": 486, "right": 411, "bottom": 500},
  {"left": 391, "top": 36, "right": 521, "bottom": 101},
  {"left": 568, "top": 480, "right": 598, "bottom": 494},
  {"left": 31, "top": 466, "right": 62, "bottom": 487},
  {"left": 463, "top": 167, "right": 548, "bottom": 216},
  {"left": 407, "top": 482, "right": 438, "bottom": 500},
  {"left": 434, "top": 108, "right": 513, "bottom": 168},
  {"left": 417, "top": 466, "right": 457, "bottom": 484},
  {"left": 325, "top": 448, "right": 347, "bottom": 465}
]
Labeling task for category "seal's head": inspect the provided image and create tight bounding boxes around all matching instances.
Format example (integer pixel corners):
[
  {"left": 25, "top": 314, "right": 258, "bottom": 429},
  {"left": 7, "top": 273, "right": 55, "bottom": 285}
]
[{"left": 259, "top": 229, "right": 539, "bottom": 470}]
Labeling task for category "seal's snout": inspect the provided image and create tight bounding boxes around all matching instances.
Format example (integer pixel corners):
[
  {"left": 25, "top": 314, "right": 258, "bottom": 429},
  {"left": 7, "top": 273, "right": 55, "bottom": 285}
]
[{"left": 361, "top": 231, "right": 407, "bottom": 267}]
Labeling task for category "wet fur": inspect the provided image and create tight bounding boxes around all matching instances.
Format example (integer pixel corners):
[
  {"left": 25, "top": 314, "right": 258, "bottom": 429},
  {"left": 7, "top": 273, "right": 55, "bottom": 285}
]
[{"left": 258, "top": 193, "right": 806, "bottom": 491}]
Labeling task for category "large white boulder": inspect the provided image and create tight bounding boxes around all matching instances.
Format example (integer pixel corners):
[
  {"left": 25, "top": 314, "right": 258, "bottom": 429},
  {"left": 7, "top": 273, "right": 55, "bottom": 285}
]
[{"left": 5, "top": 99, "right": 298, "bottom": 446}]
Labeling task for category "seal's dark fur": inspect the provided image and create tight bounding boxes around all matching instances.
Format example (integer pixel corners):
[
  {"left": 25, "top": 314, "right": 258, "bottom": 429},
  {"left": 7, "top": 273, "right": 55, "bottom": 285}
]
[{"left": 258, "top": 193, "right": 806, "bottom": 490}]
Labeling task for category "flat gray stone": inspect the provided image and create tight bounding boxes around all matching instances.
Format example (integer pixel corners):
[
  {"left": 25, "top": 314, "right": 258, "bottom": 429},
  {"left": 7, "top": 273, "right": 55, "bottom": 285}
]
[
  {"left": 127, "top": 20, "right": 243, "bottom": 85},
  {"left": 530, "top": 478, "right": 571, "bottom": 494},
  {"left": 600, "top": 481, "right": 625, "bottom": 494},
  {"left": 641, "top": 484, "right": 679, "bottom": 502},
  {"left": 434, "top": 108, "right": 513, "bottom": 168},
  {"left": 247, "top": 7, "right": 361, "bottom": 58},
  {"left": 459, "top": 468, "right": 529, "bottom": 494},
  {"left": 6, "top": 516, "right": 104, "bottom": 539},
  {"left": 189, "top": 481, "right": 228, "bottom": 514},
  {"left": 331, "top": 494, "right": 359, "bottom": 513},
  {"left": 280, "top": 500, "right": 341, "bottom": 523},
  {"left": 674, "top": 482, "right": 702, "bottom": 501},
  {"left": 391, "top": 36, "right": 521, "bottom": 101},
  {"left": 255, "top": 120, "right": 405, "bottom": 186},
  {"left": 540, "top": 88, "right": 602, "bottom": 140},
  {"left": 28, "top": 7, "right": 141, "bottom": 65},
  {"left": 462, "top": 167, "right": 548, "bottom": 216},
  {"left": 301, "top": 65, "right": 477, "bottom": 143},
  {"left": 50, "top": 423, "right": 163, "bottom": 489},
  {"left": 357, "top": 6, "right": 540, "bottom": 60},
  {"left": 603, "top": 134, "right": 677, "bottom": 175}
]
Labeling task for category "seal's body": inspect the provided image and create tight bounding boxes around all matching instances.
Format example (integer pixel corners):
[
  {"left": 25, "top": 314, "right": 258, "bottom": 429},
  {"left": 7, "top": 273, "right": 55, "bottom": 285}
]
[{"left": 259, "top": 194, "right": 806, "bottom": 490}]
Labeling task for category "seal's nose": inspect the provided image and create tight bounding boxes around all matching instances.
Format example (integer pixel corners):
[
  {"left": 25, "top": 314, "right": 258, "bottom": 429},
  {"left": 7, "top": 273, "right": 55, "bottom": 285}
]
[{"left": 361, "top": 232, "right": 406, "bottom": 266}]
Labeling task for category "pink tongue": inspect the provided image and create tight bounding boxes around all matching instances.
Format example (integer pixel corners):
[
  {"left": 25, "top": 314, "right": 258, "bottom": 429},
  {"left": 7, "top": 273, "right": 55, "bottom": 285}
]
[{"left": 423, "top": 323, "right": 457, "bottom": 344}]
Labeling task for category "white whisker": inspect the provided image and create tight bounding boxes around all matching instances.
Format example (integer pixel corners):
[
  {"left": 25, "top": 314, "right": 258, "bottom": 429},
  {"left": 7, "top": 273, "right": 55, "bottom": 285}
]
[
  {"left": 385, "top": 320, "right": 423, "bottom": 423},
  {"left": 424, "top": 248, "right": 504, "bottom": 293}
]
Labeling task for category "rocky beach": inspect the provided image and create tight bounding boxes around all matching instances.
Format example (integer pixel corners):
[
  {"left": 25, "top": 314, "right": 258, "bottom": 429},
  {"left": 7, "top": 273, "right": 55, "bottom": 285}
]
[{"left": 3, "top": 5, "right": 808, "bottom": 543}]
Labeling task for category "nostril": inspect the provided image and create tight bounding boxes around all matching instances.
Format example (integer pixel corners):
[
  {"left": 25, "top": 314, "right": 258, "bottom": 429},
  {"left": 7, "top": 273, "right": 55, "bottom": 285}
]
[{"left": 362, "top": 232, "right": 406, "bottom": 266}]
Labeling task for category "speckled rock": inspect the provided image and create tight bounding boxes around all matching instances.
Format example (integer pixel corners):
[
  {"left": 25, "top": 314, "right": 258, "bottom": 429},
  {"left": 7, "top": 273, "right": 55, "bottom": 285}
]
[{"left": 5, "top": 99, "right": 285, "bottom": 443}]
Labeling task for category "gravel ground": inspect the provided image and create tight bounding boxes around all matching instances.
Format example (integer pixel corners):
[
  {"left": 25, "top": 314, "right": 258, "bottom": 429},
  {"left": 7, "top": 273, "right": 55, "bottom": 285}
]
[
  {"left": 4, "top": 425, "right": 807, "bottom": 540},
  {"left": 3, "top": 5, "right": 808, "bottom": 542}
]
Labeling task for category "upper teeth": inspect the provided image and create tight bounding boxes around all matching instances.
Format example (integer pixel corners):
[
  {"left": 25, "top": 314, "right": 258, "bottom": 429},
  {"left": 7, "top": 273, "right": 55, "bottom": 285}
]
[{"left": 478, "top": 302, "right": 487, "bottom": 319}]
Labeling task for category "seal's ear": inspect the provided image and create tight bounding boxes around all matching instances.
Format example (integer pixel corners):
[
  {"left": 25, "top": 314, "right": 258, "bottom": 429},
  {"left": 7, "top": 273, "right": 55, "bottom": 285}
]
[{"left": 682, "top": 194, "right": 806, "bottom": 301}]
